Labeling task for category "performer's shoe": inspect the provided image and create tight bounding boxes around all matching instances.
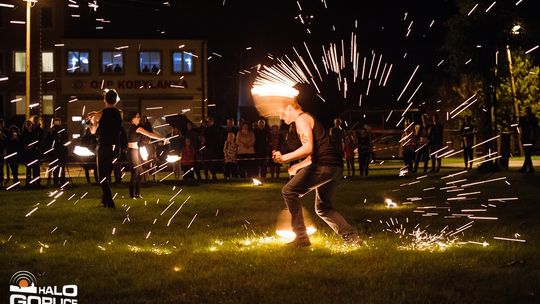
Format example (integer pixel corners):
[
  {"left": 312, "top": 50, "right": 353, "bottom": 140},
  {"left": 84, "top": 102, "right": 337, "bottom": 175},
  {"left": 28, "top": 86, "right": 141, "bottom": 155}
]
[
  {"left": 343, "top": 233, "right": 363, "bottom": 246},
  {"left": 286, "top": 236, "right": 311, "bottom": 248}
]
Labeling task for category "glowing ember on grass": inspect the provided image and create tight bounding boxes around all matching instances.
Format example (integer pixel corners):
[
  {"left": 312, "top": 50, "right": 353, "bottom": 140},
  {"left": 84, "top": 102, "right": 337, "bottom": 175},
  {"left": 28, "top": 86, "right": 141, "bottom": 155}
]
[
  {"left": 73, "top": 146, "right": 94, "bottom": 156},
  {"left": 385, "top": 198, "right": 398, "bottom": 208},
  {"left": 276, "top": 226, "right": 317, "bottom": 239}
]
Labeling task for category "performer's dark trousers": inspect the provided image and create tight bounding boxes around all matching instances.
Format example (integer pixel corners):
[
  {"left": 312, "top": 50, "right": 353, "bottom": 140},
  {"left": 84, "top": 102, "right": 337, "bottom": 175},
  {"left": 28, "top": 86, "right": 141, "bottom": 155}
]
[
  {"left": 128, "top": 148, "right": 142, "bottom": 198},
  {"left": 97, "top": 145, "right": 115, "bottom": 206},
  {"left": 281, "top": 165, "right": 354, "bottom": 238},
  {"left": 463, "top": 147, "right": 473, "bottom": 168},
  {"left": 522, "top": 145, "right": 534, "bottom": 172}
]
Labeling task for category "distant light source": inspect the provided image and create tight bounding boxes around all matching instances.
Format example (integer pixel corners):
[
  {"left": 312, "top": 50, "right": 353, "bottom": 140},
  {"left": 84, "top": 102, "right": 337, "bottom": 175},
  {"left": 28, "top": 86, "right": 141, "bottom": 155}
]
[
  {"left": 166, "top": 155, "right": 181, "bottom": 163},
  {"left": 511, "top": 24, "right": 523, "bottom": 35},
  {"left": 73, "top": 146, "right": 94, "bottom": 156},
  {"left": 252, "top": 178, "right": 262, "bottom": 186}
]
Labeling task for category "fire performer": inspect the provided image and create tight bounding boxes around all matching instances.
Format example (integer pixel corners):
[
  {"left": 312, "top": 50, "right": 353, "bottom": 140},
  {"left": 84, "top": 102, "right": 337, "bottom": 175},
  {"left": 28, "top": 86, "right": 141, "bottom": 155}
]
[
  {"left": 126, "top": 113, "right": 164, "bottom": 199},
  {"left": 87, "top": 89, "right": 122, "bottom": 208},
  {"left": 254, "top": 85, "right": 362, "bottom": 247}
]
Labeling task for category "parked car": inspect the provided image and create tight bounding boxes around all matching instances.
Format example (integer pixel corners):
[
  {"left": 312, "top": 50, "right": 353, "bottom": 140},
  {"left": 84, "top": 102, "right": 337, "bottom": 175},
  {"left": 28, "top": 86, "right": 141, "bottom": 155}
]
[{"left": 371, "top": 132, "right": 402, "bottom": 160}]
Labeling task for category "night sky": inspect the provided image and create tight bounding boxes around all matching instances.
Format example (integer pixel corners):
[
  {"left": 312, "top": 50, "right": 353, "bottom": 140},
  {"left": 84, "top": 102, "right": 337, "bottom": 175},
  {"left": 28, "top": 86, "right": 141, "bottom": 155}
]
[{"left": 55, "top": 0, "right": 540, "bottom": 123}]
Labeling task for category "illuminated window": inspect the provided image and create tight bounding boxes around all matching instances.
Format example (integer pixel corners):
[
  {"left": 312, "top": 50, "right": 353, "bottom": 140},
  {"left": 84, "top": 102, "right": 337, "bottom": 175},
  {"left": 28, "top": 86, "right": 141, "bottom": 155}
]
[
  {"left": 42, "top": 52, "right": 54, "bottom": 73},
  {"left": 172, "top": 51, "right": 194, "bottom": 73},
  {"left": 42, "top": 95, "right": 54, "bottom": 115},
  {"left": 14, "top": 51, "right": 26, "bottom": 72},
  {"left": 139, "top": 51, "right": 160, "bottom": 73},
  {"left": 102, "top": 51, "right": 124, "bottom": 73},
  {"left": 67, "top": 51, "right": 90, "bottom": 74}
]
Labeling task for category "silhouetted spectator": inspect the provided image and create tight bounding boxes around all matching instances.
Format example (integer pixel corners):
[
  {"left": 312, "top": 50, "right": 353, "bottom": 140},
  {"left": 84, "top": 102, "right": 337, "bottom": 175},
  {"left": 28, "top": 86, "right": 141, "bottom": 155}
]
[
  {"left": 225, "top": 118, "right": 238, "bottom": 135},
  {"left": 414, "top": 114, "right": 430, "bottom": 173},
  {"left": 519, "top": 106, "right": 539, "bottom": 173},
  {"left": 268, "top": 125, "right": 283, "bottom": 179},
  {"left": 181, "top": 137, "right": 196, "bottom": 181},
  {"left": 236, "top": 122, "right": 255, "bottom": 178},
  {"left": 429, "top": 113, "right": 444, "bottom": 172},
  {"left": 203, "top": 117, "right": 224, "bottom": 180},
  {"left": 329, "top": 118, "right": 345, "bottom": 158},
  {"left": 223, "top": 132, "right": 238, "bottom": 179},
  {"left": 344, "top": 130, "right": 356, "bottom": 177},
  {"left": 460, "top": 116, "right": 476, "bottom": 170},
  {"left": 20, "top": 120, "right": 41, "bottom": 187},
  {"left": 254, "top": 119, "right": 270, "bottom": 178},
  {"left": 402, "top": 119, "right": 417, "bottom": 174},
  {"left": 357, "top": 128, "right": 372, "bottom": 176},
  {"left": 5, "top": 126, "right": 21, "bottom": 186}
]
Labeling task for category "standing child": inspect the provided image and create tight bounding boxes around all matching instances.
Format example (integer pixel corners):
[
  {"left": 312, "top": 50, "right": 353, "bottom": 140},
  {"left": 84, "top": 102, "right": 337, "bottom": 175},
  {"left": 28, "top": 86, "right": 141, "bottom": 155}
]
[
  {"left": 344, "top": 130, "right": 356, "bottom": 177},
  {"left": 181, "top": 137, "right": 196, "bottom": 180},
  {"left": 223, "top": 132, "right": 238, "bottom": 179}
]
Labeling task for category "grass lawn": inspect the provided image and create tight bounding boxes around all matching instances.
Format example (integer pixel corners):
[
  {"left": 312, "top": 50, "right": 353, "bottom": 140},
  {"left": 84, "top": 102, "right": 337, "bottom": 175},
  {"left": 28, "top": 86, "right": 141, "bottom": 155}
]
[{"left": 1, "top": 167, "right": 539, "bottom": 303}]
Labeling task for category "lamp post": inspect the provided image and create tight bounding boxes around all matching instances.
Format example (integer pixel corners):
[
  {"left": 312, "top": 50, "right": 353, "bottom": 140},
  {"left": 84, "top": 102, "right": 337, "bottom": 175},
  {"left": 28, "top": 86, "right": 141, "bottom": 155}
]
[
  {"left": 24, "top": 0, "right": 36, "bottom": 119},
  {"left": 508, "top": 23, "right": 524, "bottom": 155}
]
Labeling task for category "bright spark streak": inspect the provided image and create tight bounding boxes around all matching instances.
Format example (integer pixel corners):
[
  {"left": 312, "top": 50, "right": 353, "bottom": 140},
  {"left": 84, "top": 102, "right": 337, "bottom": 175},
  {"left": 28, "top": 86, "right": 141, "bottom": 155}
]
[
  {"left": 397, "top": 65, "right": 419, "bottom": 101},
  {"left": 461, "top": 177, "right": 506, "bottom": 188},
  {"left": 25, "top": 207, "right": 39, "bottom": 217},
  {"left": 187, "top": 214, "right": 198, "bottom": 229},
  {"left": 525, "top": 45, "right": 539, "bottom": 55},
  {"left": 467, "top": 3, "right": 479, "bottom": 15},
  {"left": 493, "top": 237, "right": 525, "bottom": 242},
  {"left": 472, "top": 135, "right": 500, "bottom": 149},
  {"left": 167, "top": 196, "right": 191, "bottom": 227},
  {"left": 485, "top": 1, "right": 496, "bottom": 12}
]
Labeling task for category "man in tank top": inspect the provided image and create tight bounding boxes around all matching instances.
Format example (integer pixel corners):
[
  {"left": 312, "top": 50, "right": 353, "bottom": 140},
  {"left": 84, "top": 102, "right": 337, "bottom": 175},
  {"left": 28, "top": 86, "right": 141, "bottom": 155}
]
[{"left": 271, "top": 97, "right": 362, "bottom": 247}]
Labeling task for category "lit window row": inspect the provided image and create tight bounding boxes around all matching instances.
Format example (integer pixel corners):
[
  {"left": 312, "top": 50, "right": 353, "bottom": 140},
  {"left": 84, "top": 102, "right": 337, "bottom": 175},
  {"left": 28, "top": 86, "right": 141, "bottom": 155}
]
[
  {"left": 66, "top": 50, "right": 194, "bottom": 74},
  {"left": 14, "top": 51, "right": 54, "bottom": 73},
  {"left": 12, "top": 51, "right": 194, "bottom": 74}
]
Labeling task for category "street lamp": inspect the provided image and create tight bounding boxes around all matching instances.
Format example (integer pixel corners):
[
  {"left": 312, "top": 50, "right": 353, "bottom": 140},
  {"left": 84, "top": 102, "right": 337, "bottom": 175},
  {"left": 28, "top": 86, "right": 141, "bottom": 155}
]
[{"left": 24, "top": 0, "right": 37, "bottom": 119}]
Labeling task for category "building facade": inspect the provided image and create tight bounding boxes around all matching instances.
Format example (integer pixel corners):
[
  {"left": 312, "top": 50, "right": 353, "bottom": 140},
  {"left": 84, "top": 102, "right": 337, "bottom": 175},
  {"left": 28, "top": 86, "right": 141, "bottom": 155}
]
[{"left": 0, "top": 2, "right": 207, "bottom": 137}]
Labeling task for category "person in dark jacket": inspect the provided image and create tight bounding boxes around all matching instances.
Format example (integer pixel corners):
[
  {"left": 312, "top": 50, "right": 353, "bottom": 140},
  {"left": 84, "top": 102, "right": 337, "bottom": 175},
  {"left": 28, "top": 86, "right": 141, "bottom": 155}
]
[
  {"left": 428, "top": 113, "right": 444, "bottom": 172},
  {"left": 203, "top": 117, "right": 224, "bottom": 180},
  {"left": 519, "top": 106, "right": 539, "bottom": 173},
  {"left": 45, "top": 117, "right": 69, "bottom": 187},
  {"left": 5, "top": 126, "right": 21, "bottom": 186},
  {"left": 357, "top": 128, "right": 372, "bottom": 176},
  {"left": 459, "top": 116, "right": 476, "bottom": 170},
  {"left": 20, "top": 120, "right": 41, "bottom": 187}
]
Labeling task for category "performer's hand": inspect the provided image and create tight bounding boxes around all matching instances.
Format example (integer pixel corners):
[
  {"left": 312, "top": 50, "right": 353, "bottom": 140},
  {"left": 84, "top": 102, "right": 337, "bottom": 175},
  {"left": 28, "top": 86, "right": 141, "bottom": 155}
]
[
  {"left": 288, "top": 164, "right": 299, "bottom": 176},
  {"left": 272, "top": 150, "right": 284, "bottom": 163}
]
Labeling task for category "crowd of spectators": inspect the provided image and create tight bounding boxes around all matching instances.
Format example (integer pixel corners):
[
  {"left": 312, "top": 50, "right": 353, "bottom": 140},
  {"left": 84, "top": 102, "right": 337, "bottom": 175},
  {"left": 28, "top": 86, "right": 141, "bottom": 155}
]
[{"left": 0, "top": 107, "right": 537, "bottom": 190}]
